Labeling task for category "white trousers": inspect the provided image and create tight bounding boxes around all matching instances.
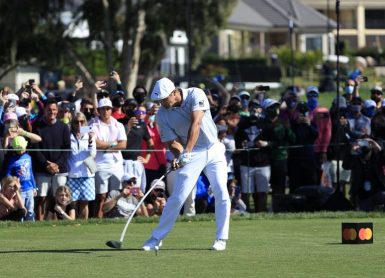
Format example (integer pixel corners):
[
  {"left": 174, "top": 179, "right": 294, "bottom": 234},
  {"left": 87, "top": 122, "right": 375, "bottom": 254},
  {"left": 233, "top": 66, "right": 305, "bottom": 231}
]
[
  {"left": 166, "top": 162, "right": 196, "bottom": 216},
  {"left": 152, "top": 142, "right": 231, "bottom": 240}
]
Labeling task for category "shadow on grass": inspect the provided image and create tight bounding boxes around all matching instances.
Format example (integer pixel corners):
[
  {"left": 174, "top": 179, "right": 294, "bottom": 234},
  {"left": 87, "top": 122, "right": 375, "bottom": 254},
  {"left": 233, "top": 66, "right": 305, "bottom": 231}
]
[{"left": 0, "top": 247, "right": 212, "bottom": 254}]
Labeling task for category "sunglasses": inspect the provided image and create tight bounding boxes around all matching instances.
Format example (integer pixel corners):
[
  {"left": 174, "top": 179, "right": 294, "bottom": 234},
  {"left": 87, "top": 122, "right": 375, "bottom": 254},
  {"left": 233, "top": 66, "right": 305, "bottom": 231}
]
[
  {"left": 124, "top": 179, "right": 137, "bottom": 185},
  {"left": 154, "top": 189, "right": 164, "bottom": 193},
  {"left": 134, "top": 110, "right": 146, "bottom": 115},
  {"left": 74, "top": 120, "right": 85, "bottom": 125}
]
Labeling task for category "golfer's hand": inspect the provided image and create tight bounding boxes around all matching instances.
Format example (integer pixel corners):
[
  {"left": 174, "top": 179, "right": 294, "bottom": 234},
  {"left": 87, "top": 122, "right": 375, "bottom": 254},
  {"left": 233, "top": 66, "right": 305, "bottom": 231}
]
[{"left": 177, "top": 152, "right": 192, "bottom": 166}]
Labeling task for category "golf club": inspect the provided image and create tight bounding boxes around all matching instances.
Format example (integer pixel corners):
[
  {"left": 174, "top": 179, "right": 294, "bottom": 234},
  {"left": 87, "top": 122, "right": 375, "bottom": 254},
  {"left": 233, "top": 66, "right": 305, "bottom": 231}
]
[{"left": 106, "top": 167, "right": 173, "bottom": 249}]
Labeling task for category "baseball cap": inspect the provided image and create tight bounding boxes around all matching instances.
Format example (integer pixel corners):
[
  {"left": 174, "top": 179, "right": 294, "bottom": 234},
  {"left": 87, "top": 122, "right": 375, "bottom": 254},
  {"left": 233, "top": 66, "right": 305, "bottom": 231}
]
[
  {"left": 306, "top": 86, "right": 319, "bottom": 97},
  {"left": 332, "top": 96, "right": 347, "bottom": 109},
  {"left": 216, "top": 124, "right": 228, "bottom": 133},
  {"left": 363, "top": 99, "right": 376, "bottom": 109},
  {"left": 150, "top": 179, "right": 166, "bottom": 191},
  {"left": 262, "top": 98, "right": 279, "bottom": 109},
  {"left": 12, "top": 136, "right": 28, "bottom": 151},
  {"left": 151, "top": 78, "right": 176, "bottom": 101},
  {"left": 230, "top": 95, "right": 241, "bottom": 102},
  {"left": 97, "top": 98, "right": 113, "bottom": 108},
  {"left": 4, "top": 112, "right": 18, "bottom": 122},
  {"left": 121, "top": 173, "right": 137, "bottom": 183},
  {"left": 60, "top": 102, "right": 76, "bottom": 112},
  {"left": 370, "top": 85, "right": 383, "bottom": 94},
  {"left": 7, "top": 93, "right": 19, "bottom": 101},
  {"left": 112, "top": 90, "right": 125, "bottom": 97},
  {"left": 238, "top": 91, "right": 250, "bottom": 99},
  {"left": 15, "top": 106, "right": 27, "bottom": 118}
]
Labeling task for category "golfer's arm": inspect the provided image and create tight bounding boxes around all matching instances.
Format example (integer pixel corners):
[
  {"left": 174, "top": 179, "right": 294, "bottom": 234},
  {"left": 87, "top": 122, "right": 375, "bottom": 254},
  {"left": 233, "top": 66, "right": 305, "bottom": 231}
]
[
  {"left": 185, "top": 110, "right": 204, "bottom": 153},
  {"left": 167, "top": 140, "right": 184, "bottom": 158}
]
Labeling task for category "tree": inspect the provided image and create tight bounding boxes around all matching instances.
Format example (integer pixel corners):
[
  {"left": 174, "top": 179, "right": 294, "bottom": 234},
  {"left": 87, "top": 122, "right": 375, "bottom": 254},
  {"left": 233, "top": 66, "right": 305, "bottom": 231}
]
[{"left": 1, "top": 0, "right": 237, "bottom": 95}]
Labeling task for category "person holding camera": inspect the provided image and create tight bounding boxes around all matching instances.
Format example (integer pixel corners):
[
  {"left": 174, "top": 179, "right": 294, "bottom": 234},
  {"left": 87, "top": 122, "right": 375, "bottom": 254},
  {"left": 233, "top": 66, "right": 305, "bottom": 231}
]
[
  {"left": 343, "top": 138, "right": 385, "bottom": 211},
  {"left": 287, "top": 101, "right": 319, "bottom": 193},
  {"left": 234, "top": 99, "right": 273, "bottom": 212},
  {"left": 102, "top": 174, "right": 148, "bottom": 218},
  {"left": 145, "top": 179, "right": 167, "bottom": 216},
  {"left": 67, "top": 112, "right": 96, "bottom": 220},
  {"left": 122, "top": 104, "right": 154, "bottom": 193}
]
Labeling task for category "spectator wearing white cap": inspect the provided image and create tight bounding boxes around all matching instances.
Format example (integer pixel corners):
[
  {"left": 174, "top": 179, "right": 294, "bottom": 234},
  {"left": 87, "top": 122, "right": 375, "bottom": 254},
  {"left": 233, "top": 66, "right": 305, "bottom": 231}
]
[
  {"left": 362, "top": 99, "right": 377, "bottom": 118},
  {"left": 261, "top": 98, "right": 296, "bottom": 210},
  {"left": 145, "top": 178, "right": 167, "bottom": 216},
  {"left": 102, "top": 173, "right": 148, "bottom": 218},
  {"left": 238, "top": 90, "right": 250, "bottom": 117},
  {"left": 90, "top": 98, "right": 127, "bottom": 218}
]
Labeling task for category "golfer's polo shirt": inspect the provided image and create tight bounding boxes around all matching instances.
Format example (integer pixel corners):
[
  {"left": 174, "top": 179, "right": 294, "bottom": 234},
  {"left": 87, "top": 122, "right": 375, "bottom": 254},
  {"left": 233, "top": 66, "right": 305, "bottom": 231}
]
[{"left": 157, "top": 88, "right": 218, "bottom": 150}]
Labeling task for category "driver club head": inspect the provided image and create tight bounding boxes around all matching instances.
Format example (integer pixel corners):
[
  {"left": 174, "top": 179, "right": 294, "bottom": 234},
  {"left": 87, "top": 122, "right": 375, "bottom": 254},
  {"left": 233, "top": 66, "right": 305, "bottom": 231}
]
[{"left": 106, "top": 240, "right": 122, "bottom": 249}]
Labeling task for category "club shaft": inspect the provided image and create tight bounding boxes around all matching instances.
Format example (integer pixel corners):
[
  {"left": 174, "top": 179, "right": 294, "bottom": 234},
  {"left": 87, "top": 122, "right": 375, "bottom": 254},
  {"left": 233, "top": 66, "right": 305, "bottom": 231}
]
[{"left": 119, "top": 168, "right": 173, "bottom": 242}]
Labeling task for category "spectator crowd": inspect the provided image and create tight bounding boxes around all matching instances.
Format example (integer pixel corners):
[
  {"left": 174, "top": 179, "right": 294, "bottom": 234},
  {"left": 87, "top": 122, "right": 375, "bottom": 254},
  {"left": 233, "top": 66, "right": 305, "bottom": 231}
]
[{"left": 1, "top": 65, "right": 385, "bottom": 222}]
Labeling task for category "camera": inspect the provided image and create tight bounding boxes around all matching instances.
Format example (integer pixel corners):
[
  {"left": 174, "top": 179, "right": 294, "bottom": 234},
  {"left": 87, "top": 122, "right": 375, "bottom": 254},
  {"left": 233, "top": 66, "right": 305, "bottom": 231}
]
[
  {"left": 28, "top": 79, "right": 35, "bottom": 85},
  {"left": 351, "top": 139, "right": 371, "bottom": 156},
  {"left": 296, "top": 101, "right": 309, "bottom": 116},
  {"left": 130, "top": 187, "right": 139, "bottom": 195},
  {"left": 255, "top": 85, "right": 270, "bottom": 92}
]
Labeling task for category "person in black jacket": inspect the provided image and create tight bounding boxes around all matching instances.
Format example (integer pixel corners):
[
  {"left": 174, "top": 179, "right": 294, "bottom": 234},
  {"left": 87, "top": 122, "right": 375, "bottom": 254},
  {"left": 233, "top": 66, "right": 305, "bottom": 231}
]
[
  {"left": 234, "top": 100, "right": 273, "bottom": 212},
  {"left": 343, "top": 138, "right": 385, "bottom": 211},
  {"left": 32, "top": 99, "right": 71, "bottom": 220}
]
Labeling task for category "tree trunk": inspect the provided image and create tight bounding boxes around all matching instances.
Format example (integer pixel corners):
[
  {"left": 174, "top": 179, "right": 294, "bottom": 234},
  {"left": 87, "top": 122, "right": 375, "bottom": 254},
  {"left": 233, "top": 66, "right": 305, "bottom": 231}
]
[
  {"left": 102, "top": 0, "right": 114, "bottom": 72},
  {"left": 126, "top": 9, "right": 146, "bottom": 95},
  {"left": 65, "top": 45, "right": 95, "bottom": 87}
]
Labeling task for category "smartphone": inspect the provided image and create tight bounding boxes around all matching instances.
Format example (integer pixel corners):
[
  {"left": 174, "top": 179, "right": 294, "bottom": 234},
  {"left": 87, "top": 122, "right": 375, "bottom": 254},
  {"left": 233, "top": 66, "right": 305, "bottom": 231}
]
[
  {"left": 80, "top": 126, "right": 92, "bottom": 134},
  {"left": 130, "top": 187, "right": 139, "bottom": 195},
  {"left": 361, "top": 76, "right": 368, "bottom": 82}
]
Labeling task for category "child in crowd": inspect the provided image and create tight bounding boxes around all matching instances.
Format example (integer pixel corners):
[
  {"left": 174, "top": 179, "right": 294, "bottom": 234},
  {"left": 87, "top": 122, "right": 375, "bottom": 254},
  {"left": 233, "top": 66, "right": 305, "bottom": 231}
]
[
  {"left": 46, "top": 185, "right": 76, "bottom": 220},
  {"left": 5, "top": 136, "right": 37, "bottom": 221},
  {"left": 0, "top": 176, "right": 27, "bottom": 221}
]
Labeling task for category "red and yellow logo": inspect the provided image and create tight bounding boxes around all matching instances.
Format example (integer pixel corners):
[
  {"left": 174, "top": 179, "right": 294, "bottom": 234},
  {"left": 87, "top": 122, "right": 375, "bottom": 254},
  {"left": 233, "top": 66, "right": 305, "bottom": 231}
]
[{"left": 343, "top": 228, "right": 372, "bottom": 241}]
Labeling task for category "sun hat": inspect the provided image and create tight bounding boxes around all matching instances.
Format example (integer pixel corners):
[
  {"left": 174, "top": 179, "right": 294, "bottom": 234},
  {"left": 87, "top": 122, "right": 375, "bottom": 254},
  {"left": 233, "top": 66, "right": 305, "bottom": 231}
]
[{"left": 150, "top": 78, "right": 176, "bottom": 101}]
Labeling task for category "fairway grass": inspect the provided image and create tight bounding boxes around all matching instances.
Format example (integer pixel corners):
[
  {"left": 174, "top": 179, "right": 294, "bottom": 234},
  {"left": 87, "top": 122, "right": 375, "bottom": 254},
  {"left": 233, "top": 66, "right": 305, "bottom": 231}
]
[{"left": 0, "top": 213, "right": 384, "bottom": 278}]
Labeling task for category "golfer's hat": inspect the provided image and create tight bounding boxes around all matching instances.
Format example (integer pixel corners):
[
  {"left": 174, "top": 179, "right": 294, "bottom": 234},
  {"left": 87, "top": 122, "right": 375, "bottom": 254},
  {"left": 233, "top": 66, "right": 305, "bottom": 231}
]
[{"left": 151, "top": 78, "right": 176, "bottom": 101}]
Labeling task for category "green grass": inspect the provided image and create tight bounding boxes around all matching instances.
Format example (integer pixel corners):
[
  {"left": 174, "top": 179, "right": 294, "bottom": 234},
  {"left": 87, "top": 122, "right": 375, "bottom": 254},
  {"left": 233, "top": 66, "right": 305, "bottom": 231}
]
[{"left": 0, "top": 212, "right": 384, "bottom": 278}]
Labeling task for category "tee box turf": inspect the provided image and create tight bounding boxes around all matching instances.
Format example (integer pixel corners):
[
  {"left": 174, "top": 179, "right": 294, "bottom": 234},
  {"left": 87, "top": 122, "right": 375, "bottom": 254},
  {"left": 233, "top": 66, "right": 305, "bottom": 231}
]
[{"left": 341, "top": 222, "right": 373, "bottom": 244}]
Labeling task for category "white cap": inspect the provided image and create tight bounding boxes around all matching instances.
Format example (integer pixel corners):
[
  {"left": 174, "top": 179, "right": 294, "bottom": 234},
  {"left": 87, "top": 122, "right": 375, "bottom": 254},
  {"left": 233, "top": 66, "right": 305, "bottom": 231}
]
[
  {"left": 121, "top": 173, "right": 136, "bottom": 182},
  {"left": 7, "top": 93, "right": 19, "bottom": 101},
  {"left": 15, "top": 106, "right": 27, "bottom": 117},
  {"left": 97, "top": 98, "right": 112, "bottom": 108},
  {"left": 363, "top": 99, "right": 376, "bottom": 109},
  {"left": 262, "top": 98, "right": 279, "bottom": 109},
  {"left": 151, "top": 78, "right": 175, "bottom": 101},
  {"left": 150, "top": 179, "right": 166, "bottom": 191}
]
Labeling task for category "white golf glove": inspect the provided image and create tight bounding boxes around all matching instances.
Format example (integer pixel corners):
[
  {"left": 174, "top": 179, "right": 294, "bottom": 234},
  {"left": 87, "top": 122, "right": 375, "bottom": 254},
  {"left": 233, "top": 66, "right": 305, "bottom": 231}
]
[{"left": 178, "top": 152, "right": 192, "bottom": 166}]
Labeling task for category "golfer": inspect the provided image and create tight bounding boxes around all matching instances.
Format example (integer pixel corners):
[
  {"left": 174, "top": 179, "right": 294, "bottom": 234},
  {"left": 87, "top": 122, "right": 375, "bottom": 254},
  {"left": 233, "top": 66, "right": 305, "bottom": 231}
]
[{"left": 142, "top": 78, "right": 231, "bottom": 251}]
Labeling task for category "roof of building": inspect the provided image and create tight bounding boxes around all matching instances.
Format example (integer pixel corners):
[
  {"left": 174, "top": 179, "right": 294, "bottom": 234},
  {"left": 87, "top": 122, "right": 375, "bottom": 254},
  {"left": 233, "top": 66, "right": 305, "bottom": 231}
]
[{"left": 227, "top": 0, "right": 336, "bottom": 31}]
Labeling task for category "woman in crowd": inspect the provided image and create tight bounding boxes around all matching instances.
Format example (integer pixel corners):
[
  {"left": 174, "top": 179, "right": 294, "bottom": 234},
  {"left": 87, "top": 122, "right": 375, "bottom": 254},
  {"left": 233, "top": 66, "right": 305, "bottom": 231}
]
[{"left": 67, "top": 112, "right": 96, "bottom": 219}]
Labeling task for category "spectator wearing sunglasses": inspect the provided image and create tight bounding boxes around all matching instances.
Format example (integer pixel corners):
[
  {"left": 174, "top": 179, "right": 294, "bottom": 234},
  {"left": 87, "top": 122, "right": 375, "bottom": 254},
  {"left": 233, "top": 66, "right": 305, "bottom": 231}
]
[
  {"left": 102, "top": 173, "right": 148, "bottom": 218},
  {"left": 90, "top": 98, "right": 127, "bottom": 218},
  {"left": 122, "top": 105, "right": 154, "bottom": 193},
  {"left": 145, "top": 179, "right": 167, "bottom": 216},
  {"left": 370, "top": 86, "right": 383, "bottom": 110}
]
